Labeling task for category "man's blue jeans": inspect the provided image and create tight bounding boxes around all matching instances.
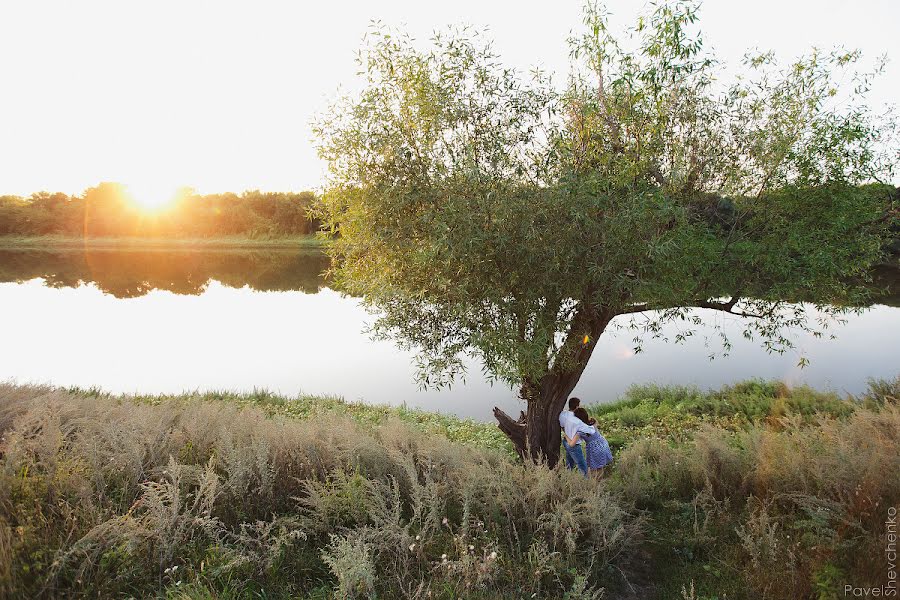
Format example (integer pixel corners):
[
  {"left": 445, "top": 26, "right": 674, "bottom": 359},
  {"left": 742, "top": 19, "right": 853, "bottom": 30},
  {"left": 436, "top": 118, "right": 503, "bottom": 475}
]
[{"left": 563, "top": 440, "right": 588, "bottom": 476}]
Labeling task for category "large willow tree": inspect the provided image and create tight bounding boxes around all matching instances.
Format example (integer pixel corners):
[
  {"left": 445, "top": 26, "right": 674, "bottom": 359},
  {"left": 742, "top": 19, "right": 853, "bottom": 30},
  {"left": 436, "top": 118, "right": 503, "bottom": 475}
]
[{"left": 314, "top": 2, "right": 895, "bottom": 464}]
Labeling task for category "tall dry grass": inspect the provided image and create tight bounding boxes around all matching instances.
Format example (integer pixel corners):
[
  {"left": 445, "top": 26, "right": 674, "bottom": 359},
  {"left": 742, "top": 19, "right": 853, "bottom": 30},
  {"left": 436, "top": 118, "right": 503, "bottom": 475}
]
[
  {"left": 4, "top": 379, "right": 897, "bottom": 598},
  {"left": 0, "top": 384, "right": 640, "bottom": 599},
  {"left": 614, "top": 393, "right": 900, "bottom": 599}
]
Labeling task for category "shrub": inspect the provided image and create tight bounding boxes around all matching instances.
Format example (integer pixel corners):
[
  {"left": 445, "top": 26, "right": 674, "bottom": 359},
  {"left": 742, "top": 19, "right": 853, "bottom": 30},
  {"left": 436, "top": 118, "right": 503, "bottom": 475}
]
[
  {"left": 613, "top": 406, "right": 650, "bottom": 428},
  {"left": 321, "top": 533, "right": 376, "bottom": 599},
  {"left": 857, "top": 374, "right": 900, "bottom": 408}
]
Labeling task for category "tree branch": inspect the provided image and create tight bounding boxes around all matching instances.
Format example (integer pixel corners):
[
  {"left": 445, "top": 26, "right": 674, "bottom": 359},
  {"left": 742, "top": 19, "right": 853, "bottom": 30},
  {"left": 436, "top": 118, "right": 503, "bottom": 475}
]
[
  {"left": 616, "top": 295, "right": 766, "bottom": 319},
  {"left": 492, "top": 406, "right": 526, "bottom": 459},
  {"left": 649, "top": 163, "right": 668, "bottom": 187},
  {"left": 695, "top": 297, "right": 765, "bottom": 318}
]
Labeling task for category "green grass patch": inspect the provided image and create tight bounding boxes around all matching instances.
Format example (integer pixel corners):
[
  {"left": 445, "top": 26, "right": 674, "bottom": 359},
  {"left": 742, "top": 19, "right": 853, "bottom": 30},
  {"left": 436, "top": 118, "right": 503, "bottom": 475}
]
[{"left": 584, "top": 379, "right": 863, "bottom": 452}]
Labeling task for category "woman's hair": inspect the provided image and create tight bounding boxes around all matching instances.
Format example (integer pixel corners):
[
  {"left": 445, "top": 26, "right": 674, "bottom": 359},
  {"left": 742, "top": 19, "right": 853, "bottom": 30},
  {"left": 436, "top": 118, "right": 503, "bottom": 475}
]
[{"left": 573, "top": 406, "right": 596, "bottom": 426}]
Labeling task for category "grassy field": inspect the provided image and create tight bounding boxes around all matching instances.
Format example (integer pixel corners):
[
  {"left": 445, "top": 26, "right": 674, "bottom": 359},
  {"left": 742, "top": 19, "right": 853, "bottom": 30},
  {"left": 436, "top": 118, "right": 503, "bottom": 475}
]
[
  {"left": 0, "top": 234, "right": 325, "bottom": 250},
  {"left": 1, "top": 378, "right": 897, "bottom": 599}
]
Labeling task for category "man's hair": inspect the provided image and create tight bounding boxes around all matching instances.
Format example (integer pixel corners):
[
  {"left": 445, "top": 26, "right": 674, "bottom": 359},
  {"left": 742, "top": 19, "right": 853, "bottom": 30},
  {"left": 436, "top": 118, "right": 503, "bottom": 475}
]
[{"left": 568, "top": 397, "right": 581, "bottom": 410}]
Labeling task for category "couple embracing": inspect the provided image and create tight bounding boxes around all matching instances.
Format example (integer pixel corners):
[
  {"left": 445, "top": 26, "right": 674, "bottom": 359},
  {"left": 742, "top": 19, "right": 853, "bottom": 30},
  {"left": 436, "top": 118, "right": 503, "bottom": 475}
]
[{"left": 559, "top": 397, "right": 613, "bottom": 477}]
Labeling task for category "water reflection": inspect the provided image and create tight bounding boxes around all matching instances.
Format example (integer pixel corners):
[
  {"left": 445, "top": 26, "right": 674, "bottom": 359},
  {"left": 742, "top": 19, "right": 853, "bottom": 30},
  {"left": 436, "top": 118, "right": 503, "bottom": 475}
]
[
  {"left": 0, "top": 248, "right": 329, "bottom": 298},
  {"left": 871, "top": 265, "right": 900, "bottom": 307},
  {"left": 2, "top": 247, "right": 896, "bottom": 307},
  {"left": 0, "top": 248, "right": 897, "bottom": 420}
]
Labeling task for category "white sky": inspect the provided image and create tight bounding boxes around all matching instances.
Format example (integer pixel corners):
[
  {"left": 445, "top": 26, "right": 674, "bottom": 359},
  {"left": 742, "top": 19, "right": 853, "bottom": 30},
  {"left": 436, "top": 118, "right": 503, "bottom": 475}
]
[{"left": 1, "top": 0, "right": 897, "bottom": 198}]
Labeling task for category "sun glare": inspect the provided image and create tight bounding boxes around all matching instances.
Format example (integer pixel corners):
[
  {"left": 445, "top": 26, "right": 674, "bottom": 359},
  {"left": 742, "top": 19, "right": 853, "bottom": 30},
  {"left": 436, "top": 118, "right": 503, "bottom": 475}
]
[{"left": 126, "top": 181, "right": 179, "bottom": 212}]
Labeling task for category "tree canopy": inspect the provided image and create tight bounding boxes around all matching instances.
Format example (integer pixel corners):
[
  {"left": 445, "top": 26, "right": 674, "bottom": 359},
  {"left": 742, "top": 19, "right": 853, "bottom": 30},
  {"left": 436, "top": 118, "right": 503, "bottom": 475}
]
[{"left": 314, "top": 1, "right": 896, "bottom": 462}]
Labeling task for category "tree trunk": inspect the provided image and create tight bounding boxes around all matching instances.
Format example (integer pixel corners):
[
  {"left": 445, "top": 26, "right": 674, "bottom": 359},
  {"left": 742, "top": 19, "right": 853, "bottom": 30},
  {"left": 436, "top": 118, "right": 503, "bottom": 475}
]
[{"left": 494, "top": 307, "right": 610, "bottom": 467}]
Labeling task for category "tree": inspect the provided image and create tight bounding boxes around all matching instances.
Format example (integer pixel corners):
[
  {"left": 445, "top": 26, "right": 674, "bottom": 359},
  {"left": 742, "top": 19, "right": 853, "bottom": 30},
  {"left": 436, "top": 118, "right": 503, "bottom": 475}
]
[
  {"left": 0, "top": 196, "right": 27, "bottom": 234},
  {"left": 313, "top": 2, "right": 896, "bottom": 465}
]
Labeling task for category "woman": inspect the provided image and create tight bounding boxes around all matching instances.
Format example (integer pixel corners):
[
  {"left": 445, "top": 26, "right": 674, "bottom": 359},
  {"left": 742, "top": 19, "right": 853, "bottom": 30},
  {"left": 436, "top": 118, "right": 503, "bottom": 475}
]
[{"left": 569, "top": 406, "right": 613, "bottom": 476}]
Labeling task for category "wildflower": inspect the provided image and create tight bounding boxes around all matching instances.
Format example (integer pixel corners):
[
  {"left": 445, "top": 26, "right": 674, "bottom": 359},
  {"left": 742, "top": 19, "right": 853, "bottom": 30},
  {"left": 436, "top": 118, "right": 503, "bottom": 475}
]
[
  {"left": 442, "top": 517, "right": 449, "bottom": 526},
  {"left": 415, "top": 535, "right": 421, "bottom": 541},
  {"left": 441, "top": 554, "right": 447, "bottom": 560},
  {"left": 409, "top": 543, "right": 416, "bottom": 551},
  {"left": 489, "top": 551, "right": 497, "bottom": 560},
  {"left": 468, "top": 544, "right": 474, "bottom": 551}
]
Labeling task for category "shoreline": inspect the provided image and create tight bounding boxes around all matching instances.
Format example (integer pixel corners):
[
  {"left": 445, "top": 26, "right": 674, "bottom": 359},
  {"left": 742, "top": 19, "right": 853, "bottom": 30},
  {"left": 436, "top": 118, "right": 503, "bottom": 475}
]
[
  {"left": 0, "top": 234, "right": 326, "bottom": 250},
  {"left": 54, "top": 376, "right": 892, "bottom": 453}
]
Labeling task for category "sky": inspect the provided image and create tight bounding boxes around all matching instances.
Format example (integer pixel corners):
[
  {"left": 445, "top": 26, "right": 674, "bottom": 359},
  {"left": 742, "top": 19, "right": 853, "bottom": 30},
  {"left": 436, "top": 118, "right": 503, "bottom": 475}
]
[{"left": 1, "top": 0, "right": 898, "bottom": 199}]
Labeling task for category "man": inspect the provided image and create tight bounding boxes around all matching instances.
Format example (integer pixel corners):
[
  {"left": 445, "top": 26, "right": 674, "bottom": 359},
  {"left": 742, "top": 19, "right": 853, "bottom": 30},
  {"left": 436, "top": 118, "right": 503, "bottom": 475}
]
[{"left": 558, "top": 397, "right": 596, "bottom": 476}]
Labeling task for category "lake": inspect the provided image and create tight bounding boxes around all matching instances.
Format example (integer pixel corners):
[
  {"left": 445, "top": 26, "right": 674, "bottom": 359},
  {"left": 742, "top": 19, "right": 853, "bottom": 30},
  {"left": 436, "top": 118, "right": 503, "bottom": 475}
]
[{"left": 1, "top": 247, "right": 898, "bottom": 420}]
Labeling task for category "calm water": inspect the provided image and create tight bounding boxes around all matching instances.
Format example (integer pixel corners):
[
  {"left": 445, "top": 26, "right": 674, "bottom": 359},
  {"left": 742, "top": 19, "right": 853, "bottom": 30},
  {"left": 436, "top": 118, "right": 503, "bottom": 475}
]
[{"left": 1, "top": 248, "right": 898, "bottom": 420}]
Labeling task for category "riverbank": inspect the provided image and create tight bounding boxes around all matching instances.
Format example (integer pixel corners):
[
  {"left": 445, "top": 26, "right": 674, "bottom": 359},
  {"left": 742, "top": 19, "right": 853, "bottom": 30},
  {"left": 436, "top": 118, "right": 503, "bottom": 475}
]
[
  {"left": 0, "top": 234, "right": 325, "bottom": 250},
  {"left": 1, "top": 378, "right": 897, "bottom": 599},
  {"left": 106, "top": 378, "right": 883, "bottom": 456}
]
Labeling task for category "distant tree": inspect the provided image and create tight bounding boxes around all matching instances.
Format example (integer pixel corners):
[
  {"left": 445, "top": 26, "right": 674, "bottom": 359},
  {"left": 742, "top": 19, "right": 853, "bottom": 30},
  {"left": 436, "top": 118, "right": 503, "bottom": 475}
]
[
  {"left": 83, "top": 182, "right": 137, "bottom": 236},
  {"left": 314, "top": 1, "right": 896, "bottom": 464},
  {"left": 26, "top": 192, "right": 79, "bottom": 235},
  {"left": 0, "top": 196, "right": 27, "bottom": 234}
]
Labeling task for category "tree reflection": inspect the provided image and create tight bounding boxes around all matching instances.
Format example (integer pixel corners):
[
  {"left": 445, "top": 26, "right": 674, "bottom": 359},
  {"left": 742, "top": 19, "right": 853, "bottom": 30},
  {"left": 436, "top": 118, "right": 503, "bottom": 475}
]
[
  {"left": 871, "top": 265, "right": 900, "bottom": 308},
  {"left": 0, "top": 249, "right": 329, "bottom": 298},
  {"left": 0, "top": 248, "right": 895, "bottom": 306}
]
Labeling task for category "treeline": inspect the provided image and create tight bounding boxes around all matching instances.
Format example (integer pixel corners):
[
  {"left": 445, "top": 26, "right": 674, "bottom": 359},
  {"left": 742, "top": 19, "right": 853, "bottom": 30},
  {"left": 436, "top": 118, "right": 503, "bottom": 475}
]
[{"left": 0, "top": 182, "right": 321, "bottom": 238}]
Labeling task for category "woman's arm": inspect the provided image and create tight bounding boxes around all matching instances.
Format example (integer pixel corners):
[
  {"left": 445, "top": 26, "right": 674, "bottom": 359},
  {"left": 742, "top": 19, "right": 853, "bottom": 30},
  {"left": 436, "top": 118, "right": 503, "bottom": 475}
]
[{"left": 565, "top": 433, "right": 580, "bottom": 447}]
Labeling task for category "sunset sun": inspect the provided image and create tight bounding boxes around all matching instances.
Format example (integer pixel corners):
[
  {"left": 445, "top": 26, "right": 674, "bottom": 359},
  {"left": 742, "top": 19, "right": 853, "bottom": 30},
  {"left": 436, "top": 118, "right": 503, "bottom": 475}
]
[{"left": 126, "top": 181, "right": 179, "bottom": 211}]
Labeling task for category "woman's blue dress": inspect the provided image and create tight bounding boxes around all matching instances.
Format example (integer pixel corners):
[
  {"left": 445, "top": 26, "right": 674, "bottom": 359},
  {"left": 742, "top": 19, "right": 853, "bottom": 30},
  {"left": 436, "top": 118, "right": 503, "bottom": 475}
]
[{"left": 582, "top": 431, "right": 613, "bottom": 470}]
